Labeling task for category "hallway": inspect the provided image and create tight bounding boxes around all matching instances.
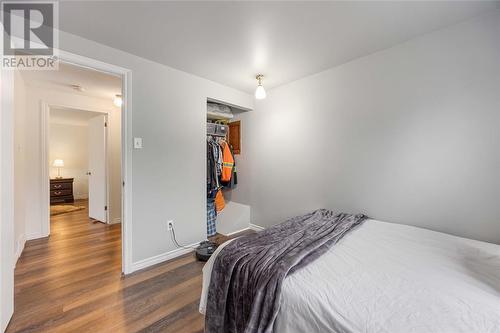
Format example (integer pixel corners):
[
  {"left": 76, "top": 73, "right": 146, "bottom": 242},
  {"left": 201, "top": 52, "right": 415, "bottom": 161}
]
[{"left": 7, "top": 201, "right": 205, "bottom": 332}]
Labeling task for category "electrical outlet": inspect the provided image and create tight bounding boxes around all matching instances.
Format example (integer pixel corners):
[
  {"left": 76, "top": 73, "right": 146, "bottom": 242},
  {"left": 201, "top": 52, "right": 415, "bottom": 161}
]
[
  {"left": 167, "top": 220, "right": 174, "bottom": 231},
  {"left": 134, "top": 137, "right": 143, "bottom": 149}
]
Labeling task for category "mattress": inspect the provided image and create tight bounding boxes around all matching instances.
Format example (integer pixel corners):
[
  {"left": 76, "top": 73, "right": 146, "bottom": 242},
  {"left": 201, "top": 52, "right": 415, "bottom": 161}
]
[{"left": 200, "top": 219, "right": 500, "bottom": 333}]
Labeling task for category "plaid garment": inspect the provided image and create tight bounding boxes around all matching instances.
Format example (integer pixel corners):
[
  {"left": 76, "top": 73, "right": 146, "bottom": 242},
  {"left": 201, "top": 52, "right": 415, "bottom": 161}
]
[{"left": 207, "top": 200, "right": 217, "bottom": 237}]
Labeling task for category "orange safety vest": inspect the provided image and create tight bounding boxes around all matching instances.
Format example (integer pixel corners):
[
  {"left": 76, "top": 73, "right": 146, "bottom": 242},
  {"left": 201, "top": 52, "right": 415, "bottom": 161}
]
[{"left": 221, "top": 141, "right": 234, "bottom": 182}]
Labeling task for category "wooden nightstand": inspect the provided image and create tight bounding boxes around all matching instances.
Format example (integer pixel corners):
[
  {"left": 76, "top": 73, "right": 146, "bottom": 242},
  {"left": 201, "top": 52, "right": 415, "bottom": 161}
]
[{"left": 50, "top": 178, "right": 74, "bottom": 204}]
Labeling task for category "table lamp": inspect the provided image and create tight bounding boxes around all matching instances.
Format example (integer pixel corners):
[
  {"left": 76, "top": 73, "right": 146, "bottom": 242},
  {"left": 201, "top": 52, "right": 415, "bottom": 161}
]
[{"left": 53, "top": 159, "right": 64, "bottom": 179}]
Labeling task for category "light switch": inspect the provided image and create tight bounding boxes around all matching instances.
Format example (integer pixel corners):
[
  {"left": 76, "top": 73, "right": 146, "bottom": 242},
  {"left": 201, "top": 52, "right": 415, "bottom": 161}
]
[{"left": 134, "top": 137, "right": 143, "bottom": 149}]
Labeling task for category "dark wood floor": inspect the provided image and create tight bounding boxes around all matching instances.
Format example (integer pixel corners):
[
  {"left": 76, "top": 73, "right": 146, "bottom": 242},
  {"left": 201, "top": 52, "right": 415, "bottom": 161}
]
[{"left": 7, "top": 200, "right": 209, "bottom": 333}]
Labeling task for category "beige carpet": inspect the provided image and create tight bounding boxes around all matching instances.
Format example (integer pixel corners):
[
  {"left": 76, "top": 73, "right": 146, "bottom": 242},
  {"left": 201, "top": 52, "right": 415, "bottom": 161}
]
[{"left": 50, "top": 205, "right": 85, "bottom": 216}]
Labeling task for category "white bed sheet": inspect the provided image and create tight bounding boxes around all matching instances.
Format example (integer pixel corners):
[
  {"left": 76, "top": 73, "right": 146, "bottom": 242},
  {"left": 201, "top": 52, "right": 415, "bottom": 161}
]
[{"left": 200, "top": 220, "right": 500, "bottom": 333}]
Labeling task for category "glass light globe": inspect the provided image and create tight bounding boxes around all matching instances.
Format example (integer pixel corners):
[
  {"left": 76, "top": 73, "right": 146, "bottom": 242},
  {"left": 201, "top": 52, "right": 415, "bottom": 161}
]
[
  {"left": 255, "top": 85, "right": 266, "bottom": 99},
  {"left": 114, "top": 95, "right": 123, "bottom": 107}
]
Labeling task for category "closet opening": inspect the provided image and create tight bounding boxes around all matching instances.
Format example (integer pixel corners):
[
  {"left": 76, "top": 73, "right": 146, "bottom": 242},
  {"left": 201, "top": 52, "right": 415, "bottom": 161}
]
[{"left": 198, "top": 99, "right": 249, "bottom": 261}]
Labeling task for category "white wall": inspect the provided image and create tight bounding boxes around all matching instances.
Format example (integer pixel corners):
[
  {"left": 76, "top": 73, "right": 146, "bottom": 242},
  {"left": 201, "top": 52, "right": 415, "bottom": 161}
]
[
  {"left": 236, "top": 11, "right": 500, "bottom": 244},
  {"left": 49, "top": 121, "right": 89, "bottom": 199},
  {"left": 18, "top": 83, "right": 123, "bottom": 239},
  {"left": 216, "top": 201, "right": 251, "bottom": 235},
  {"left": 15, "top": 29, "right": 253, "bottom": 267}
]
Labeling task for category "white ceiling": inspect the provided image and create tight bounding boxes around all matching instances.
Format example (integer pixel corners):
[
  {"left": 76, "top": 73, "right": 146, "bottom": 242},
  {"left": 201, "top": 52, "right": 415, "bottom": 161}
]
[
  {"left": 59, "top": 1, "right": 499, "bottom": 93},
  {"left": 21, "top": 62, "right": 122, "bottom": 100},
  {"left": 50, "top": 107, "right": 104, "bottom": 126}
]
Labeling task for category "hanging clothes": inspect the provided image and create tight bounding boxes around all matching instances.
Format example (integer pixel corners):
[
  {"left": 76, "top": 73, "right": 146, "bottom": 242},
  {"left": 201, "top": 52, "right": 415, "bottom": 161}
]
[
  {"left": 229, "top": 144, "right": 237, "bottom": 186},
  {"left": 207, "top": 199, "right": 217, "bottom": 237},
  {"left": 231, "top": 162, "right": 238, "bottom": 187},
  {"left": 207, "top": 138, "right": 218, "bottom": 194},
  {"left": 220, "top": 144, "right": 237, "bottom": 188},
  {"left": 208, "top": 136, "right": 236, "bottom": 192},
  {"left": 221, "top": 141, "right": 234, "bottom": 182},
  {"left": 213, "top": 140, "right": 222, "bottom": 177},
  {"left": 207, "top": 137, "right": 223, "bottom": 197},
  {"left": 207, "top": 135, "right": 235, "bottom": 219},
  {"left": 214, "top": 189, "right": 225, "bottom": 213}
]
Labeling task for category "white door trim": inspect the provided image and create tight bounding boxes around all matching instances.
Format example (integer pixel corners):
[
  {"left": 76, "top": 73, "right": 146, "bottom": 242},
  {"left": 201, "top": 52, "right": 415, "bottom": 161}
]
[
  {"left": 42, "top": 51, "right": 133, "bottom": 275},
  {"left": 40, "top": 102, "right": 50, "bottom": 238},
  {"left": 1, "top": 68, "right": 15, "bottom": 332}
]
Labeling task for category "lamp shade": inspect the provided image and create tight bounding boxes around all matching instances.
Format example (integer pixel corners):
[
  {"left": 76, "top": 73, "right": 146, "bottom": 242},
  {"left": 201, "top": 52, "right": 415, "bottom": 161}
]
[
  {"left": 254, "top": 74, "right": 266, "bottom": 100},
  {"left": 255, "top": 85, "right": 266, "bottom": 99},
  {"left": 53, "top": 159, "right": 64, "bottom": 167}
]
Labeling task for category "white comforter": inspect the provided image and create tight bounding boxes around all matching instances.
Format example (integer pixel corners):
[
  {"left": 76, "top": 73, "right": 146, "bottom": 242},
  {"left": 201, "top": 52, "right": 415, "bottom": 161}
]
[{"left": 200, "top": 220, "right": 500, "bottom": 333}]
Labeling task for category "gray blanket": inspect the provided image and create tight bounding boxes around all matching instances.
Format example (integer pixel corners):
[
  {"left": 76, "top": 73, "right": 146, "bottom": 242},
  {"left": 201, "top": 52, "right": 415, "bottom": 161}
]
[{"left": 205, "top": 209, "right": 367, "bottom": 333}]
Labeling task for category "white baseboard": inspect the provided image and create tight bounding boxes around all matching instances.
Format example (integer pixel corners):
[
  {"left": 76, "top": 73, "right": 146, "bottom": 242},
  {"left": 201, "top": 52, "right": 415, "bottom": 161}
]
[
  {"left": 221, "top": 223, "right": 266, "bottom": 236},
  {"left": 249, "top": 223, "right": 265, "bottom": 231},
  {"left": 26, "top": 231, "right": 49, "bottom": 241},
  {"left": 221, "top": 227, "right": 252, "bottom": 236},
  {"left": 110, "top": 217, "right": 121, "bottom": 224},
  {"left": 130, "top": 242, "right": 199, "bottom": 273},
  {"left": 14, "top": 234, "right": 26, "bottom": 267}
]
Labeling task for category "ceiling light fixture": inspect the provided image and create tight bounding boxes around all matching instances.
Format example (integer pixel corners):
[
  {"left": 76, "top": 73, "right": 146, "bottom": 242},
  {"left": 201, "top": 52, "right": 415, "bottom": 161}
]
[
  {"left": 255, "top": 74, "right": 266, "bottom": 100},
  {"left": 113, "top": 94, "right": 123, "bottom": 107}
]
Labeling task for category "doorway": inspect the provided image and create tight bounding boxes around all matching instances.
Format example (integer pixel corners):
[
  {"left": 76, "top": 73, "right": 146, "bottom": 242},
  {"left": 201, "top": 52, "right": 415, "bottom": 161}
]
[
  {"left": 2, "top": 52, "right": 132, "bottom": 331},
  {"left": 12, "top": 55, "right": 131, "bottom": 274},
  {"left": 48, "top": 107, "right": 111, "bottom": 224},
  {"left": 34, "top": 62, "right": 124, "bottom": 233}
]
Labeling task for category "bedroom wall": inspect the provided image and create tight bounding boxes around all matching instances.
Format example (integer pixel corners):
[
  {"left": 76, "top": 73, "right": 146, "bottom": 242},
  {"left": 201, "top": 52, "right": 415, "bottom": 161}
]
[
  {"left": 49, "top": 121, "right": 90, "bottom": 200},
  {"left": 235, "top": 11, "right": 500, "bottom": 244},
  {"left": 30, "top": 30, "right": 254, "bottom": 267}
]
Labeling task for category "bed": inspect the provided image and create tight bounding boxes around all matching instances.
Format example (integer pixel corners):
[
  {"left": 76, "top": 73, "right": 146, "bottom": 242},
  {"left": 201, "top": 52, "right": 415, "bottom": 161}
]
[{"left": 200, "top": 218, "right": 500, "bottom": 333}]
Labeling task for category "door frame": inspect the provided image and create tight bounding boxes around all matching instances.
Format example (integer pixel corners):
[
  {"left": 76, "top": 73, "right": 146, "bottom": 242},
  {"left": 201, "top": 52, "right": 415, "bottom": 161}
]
[
  {"left": 43, "top": 106, "right": 110, "bottom": 226},
  {"left": 40, "top": 50, "right": 133, "bottom": 274},
  {"left": 1, "top": 67, "right": 15, "bottom": 332}
]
